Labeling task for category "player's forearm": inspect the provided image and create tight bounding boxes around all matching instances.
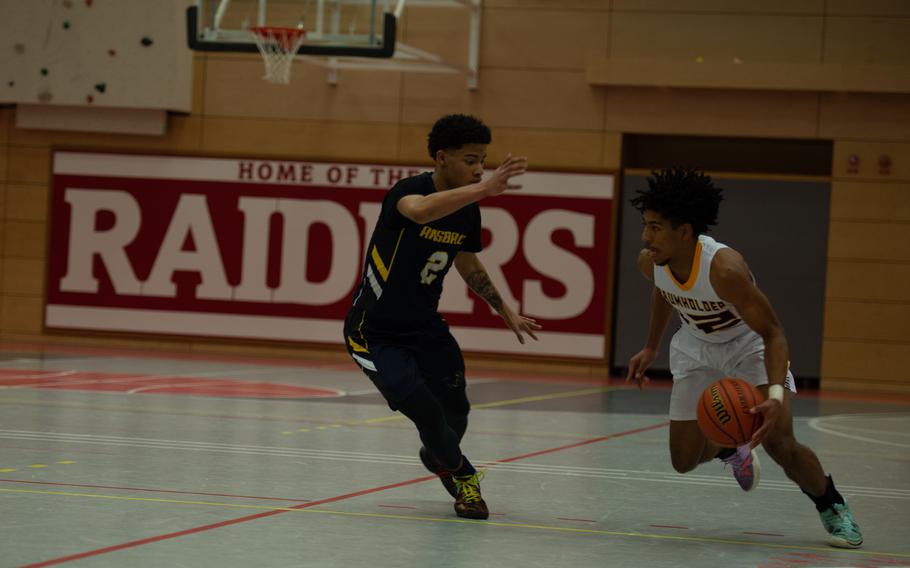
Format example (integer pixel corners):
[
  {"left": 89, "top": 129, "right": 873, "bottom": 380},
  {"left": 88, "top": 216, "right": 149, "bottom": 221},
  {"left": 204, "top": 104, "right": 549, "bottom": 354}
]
[
  {"left": 762, "top": 330, "right": 790, "bottom": 387},
  {"left": 646, "top": 287, "right": 673, "bottom": 349},
  {"left": 404, "top": 183, "right": 487, "bottom": 225},
  {"left": 462, "top": 269, "right": 504, "bottom": 313}
]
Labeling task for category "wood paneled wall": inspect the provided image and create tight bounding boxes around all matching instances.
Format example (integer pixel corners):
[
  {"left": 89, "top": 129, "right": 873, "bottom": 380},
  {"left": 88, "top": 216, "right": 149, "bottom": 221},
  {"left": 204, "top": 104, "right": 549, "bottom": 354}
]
[
  {"left": 823, "top": 141, "right": 910, "bottom": 393},
  {"left": 1, "top": 1, "right": 909, "bottom": 386}
]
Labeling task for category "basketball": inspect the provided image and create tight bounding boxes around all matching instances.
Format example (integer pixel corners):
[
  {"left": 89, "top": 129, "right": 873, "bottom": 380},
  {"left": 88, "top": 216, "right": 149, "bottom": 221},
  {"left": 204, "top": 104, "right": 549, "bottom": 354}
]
[{"left": 696, "top": 378, "right": 764, "bottom": 447}]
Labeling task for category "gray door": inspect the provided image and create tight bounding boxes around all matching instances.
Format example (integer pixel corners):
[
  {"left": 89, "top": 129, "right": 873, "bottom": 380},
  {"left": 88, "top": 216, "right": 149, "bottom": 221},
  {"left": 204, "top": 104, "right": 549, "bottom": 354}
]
[{"left": 611, "top": 174, "right": 830, "bottom": 385}]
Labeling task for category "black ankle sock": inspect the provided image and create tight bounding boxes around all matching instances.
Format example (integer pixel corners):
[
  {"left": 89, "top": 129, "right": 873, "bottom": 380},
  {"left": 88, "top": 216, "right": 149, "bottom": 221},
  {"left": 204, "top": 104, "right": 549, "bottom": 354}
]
[
  {"left": 452, "top": 456, "right": 476, "bottom": 477},
  {"left": 715, "top": 447, "right": 736, "bottom": 460},
  {"left": 803, "top": 475, "right": 846, "bottom": 512}
]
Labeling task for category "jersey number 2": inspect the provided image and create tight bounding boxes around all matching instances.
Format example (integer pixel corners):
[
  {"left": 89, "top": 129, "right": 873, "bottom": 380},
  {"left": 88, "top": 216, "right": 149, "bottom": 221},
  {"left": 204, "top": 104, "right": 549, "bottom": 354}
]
[
  {"left": 420, "top": 251, "right": 449, "bottom": 285},
  {"left": 682, "top": 310, "right": 741, "bottom": 334}
]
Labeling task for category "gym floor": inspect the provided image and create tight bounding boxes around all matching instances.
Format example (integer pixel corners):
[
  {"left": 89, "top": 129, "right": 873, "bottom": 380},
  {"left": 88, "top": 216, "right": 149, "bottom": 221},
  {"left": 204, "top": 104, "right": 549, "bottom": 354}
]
[{"left": 1, "top": 343, "right": 908, "bottom": 567}]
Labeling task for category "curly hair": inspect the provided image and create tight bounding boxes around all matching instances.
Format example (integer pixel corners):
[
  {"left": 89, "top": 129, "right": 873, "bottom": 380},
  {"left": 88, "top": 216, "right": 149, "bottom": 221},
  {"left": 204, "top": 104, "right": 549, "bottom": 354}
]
[
  {"left": 630, "top": 167, "right": 723, "bottom": 235},
  {"left": 427, "top": 114, "right": 491, "bottom": 158}
]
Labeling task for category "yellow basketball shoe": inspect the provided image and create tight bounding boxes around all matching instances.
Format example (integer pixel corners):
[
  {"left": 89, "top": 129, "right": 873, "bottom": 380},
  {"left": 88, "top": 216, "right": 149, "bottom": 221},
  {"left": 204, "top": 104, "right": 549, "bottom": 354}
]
[{"left": 453, "top": 471, "right": 489, "bottom": 520}]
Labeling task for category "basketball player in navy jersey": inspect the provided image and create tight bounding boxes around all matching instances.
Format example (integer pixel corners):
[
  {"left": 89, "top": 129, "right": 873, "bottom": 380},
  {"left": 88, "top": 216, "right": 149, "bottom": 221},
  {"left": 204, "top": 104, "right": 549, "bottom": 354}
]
[
  {"left": 343, "top": 114, "right": 541, "bottom": 520},
  {"left": 625, "top": 167, "right": 863, "bottom": 548}
]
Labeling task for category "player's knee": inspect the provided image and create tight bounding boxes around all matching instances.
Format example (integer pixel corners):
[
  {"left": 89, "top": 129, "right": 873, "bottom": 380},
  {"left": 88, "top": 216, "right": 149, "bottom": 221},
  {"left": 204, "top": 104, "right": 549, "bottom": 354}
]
[
  {"left": 397, "top": 386, "right": 447, "bottom": 431},
  {"left": 762, "top": 432, "right": 797, "bottom": 464},
  {"left": 441, "top": 373, "right": 470, "bottom": 416},
  {"left": 444, "top": 392, "right": 470, "bottom": 417}
]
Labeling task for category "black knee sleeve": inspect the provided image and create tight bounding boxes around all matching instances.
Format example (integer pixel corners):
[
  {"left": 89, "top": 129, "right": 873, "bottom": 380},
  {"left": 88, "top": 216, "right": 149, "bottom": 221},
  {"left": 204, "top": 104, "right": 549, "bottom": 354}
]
[
  {"left": 437, "top": 372, "right": 470, "bottom": 440},
  {"left": 430, "top": 372, "right": 470, "bottom": 416}
]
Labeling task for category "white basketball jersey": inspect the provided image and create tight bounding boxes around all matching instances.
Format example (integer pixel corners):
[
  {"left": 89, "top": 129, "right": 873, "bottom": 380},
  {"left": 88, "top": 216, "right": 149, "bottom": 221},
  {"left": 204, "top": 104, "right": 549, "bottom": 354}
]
[{"left": 653, "top": 235, "right": 751, "bottom": 343}]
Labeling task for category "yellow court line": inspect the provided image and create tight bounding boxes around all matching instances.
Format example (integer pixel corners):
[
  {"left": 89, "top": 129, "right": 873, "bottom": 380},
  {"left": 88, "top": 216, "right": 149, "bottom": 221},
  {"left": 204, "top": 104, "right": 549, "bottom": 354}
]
[
  {"left": 360, "top": 414, "right": 407, "bottom": 424},
  {"left": 0, "top": 395, "right": 618, "bottom": 441},
  {"left": 1, "top": 386, "right": 613, "bottom": 430},
  {"left": 472, "top": 387, "right": 612, "bottom": 410},
  {"left": 358, "top": 386, "right": 611, "bottom": 425},
  {"left": 1, "top": 487, "right": 906, "bottom": 559}
]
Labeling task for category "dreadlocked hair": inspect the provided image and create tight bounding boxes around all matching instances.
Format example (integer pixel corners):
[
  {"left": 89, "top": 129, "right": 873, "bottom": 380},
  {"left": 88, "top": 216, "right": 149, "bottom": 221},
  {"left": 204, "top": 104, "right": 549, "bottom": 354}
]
[{"left": 630, "top": 167, "right": 723, "bottom": 235}]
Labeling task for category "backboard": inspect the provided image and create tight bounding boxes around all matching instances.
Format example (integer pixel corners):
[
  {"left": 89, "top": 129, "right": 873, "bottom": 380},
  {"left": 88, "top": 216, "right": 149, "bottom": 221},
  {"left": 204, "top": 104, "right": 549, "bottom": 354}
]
[
  {"left": 187, "top": 0, "right": 395, "bottom": 58},
  {"left": 187, "top": 0, "right": 481, "bottom": 88}
]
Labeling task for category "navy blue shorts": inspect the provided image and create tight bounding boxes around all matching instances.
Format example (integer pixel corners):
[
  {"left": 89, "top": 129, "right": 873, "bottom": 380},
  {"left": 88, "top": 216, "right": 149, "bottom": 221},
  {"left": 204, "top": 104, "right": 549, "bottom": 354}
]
[{"left": 343, "top": 317, "right": 468, "bottom": 412}]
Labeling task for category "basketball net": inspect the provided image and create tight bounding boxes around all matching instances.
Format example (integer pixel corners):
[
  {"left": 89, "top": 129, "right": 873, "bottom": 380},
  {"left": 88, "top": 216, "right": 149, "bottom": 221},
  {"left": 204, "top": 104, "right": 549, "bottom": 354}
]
[{"left": 251, "top": 27, "right": 307, "bottom": 84}]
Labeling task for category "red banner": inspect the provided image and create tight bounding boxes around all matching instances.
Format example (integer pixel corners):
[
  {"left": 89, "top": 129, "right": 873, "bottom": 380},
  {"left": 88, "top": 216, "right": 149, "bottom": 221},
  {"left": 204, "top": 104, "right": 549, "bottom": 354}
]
[{"left": 47, "top": 152, "right": 614, "bottom": 358}]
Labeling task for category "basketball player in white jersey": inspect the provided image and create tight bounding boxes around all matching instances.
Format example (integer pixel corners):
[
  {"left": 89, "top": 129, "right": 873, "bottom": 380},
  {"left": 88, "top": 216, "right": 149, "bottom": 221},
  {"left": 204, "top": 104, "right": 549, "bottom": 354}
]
[{"left": 625, "top": 167, "right": 863, "bottom": 549}]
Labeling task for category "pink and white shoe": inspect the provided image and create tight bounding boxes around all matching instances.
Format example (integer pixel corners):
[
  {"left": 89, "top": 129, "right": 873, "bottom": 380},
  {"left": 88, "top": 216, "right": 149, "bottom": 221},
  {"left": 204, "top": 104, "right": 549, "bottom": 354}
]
[{"left": 722, "top": 444, "right": 761, "bottom": 492}]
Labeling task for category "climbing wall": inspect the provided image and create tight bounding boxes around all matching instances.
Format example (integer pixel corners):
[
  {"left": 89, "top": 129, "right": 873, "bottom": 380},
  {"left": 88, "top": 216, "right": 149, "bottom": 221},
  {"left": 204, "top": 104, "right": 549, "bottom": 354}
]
[{"left": 0, "top": 0, "right": 192, "bottom": 113}]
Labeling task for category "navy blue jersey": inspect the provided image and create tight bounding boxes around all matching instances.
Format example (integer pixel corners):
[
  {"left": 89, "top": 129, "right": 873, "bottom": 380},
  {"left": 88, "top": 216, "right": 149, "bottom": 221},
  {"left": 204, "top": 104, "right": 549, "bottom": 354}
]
[{"left": 346, "top": 172, "right": 482, "bottom": 344}]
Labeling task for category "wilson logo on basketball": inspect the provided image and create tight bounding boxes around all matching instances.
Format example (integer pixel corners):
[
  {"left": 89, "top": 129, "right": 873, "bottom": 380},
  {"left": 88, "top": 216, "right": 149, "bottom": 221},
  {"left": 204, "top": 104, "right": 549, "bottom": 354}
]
[{"left": 709, "top": 386, "right": 732, "bottom": 425}]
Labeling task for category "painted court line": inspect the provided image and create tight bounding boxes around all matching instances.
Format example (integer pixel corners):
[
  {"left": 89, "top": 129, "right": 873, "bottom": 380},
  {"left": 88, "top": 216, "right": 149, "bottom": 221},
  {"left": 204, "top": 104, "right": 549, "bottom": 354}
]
[
  {"left": 0, "top": 479, "right": 311, "bottom": 503},
  {"left": 557, "top": 517, "right": 597, "bottom": 523},
  {"left": 8, "top": 488, "right": 909, "bottom": 562},
  {"left": 651, "top": 524, "right": 689, "bottom": 530},
  {"left": 491, "top": 422, "right": 669, "bottom": 465},
  {"left": 19, "top": 474, "right": 441, "bottom": 568},
  {"left": 471, "top": 386, "right": 612, "bottom": 410},
  {"left": 18, "top": 421, "right": 668, "bottom": 567},
  {"left": 360, "top": 385, "right": 616, "bottom": 425}
]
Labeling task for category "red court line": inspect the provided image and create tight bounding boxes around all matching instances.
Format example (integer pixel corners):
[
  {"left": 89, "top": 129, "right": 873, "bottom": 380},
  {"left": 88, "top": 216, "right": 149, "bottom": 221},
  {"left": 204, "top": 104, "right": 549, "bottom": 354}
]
[
  {"left": 8, "top": 341, "right": 910, "bottom": 403},
  {"left": 20, "top": 421, "right": 669, "bottom": 567},
  {"left": 491, "top": 421, "right": 670, "bottom": 464},
  {"left": 650, "top": 524, "right": 689, "bottom": 530},
  {"left": 21, "top": 474, "right": 440, "bottom": 568},
  {"left": 0, "top": 341, "right": 619, "bottom": 386},
  {"left": 0, "top": 479, "right": 311, "bottom": 502},
  {"left": 0, "top": 369, "right": 342, "bottom": 398},
  {"left": 0, "top": 342, "right": 352, "bottom": 371},
  {"left": 557, "top": 517, "right": 596, "bottom": 523}
]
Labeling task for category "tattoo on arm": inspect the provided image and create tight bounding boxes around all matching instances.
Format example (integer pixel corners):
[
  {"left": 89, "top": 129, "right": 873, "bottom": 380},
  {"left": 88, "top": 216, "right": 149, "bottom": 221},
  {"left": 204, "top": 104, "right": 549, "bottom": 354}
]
[{"left": 465, "top": 270, "right": 503, "bottom": 313}]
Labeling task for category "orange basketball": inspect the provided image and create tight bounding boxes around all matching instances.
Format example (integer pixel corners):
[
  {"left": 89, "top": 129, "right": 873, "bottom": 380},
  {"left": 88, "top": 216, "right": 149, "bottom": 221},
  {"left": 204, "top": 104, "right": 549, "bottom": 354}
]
[{"left": 696, "top": 378, "right": 764, "bottom": 447}]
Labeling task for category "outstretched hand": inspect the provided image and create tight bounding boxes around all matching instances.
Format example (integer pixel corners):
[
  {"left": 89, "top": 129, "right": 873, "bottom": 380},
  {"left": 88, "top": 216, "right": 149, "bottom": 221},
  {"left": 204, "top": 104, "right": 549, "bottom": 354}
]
[
  {"left": 625, "top": 347, "right": 657, "bottom": 389},
  {"left": 485, "top": 154, "right": 528, "bottom": 197},
  {"left": 501, "top": 307, "right": 541, "bottom": 344}
]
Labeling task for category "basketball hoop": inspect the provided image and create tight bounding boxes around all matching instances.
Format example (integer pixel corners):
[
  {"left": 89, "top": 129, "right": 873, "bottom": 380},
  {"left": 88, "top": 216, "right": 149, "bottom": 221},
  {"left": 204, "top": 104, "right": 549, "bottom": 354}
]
[{"left": 250, "top": 26, "right": 307, "bottom": 84}]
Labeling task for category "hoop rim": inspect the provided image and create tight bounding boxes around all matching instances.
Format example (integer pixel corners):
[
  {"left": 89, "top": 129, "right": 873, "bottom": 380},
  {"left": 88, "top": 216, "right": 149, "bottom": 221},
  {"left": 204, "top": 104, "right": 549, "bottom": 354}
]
[{"left": 250, "top": 26, "right": 307, "bottom": 39}]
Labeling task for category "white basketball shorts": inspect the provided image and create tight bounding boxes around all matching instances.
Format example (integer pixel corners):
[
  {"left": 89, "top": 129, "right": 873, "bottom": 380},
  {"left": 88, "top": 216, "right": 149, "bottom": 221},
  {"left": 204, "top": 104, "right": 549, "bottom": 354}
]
[{"left": 668, "top": 327, "right": 797, "bottom": 421}]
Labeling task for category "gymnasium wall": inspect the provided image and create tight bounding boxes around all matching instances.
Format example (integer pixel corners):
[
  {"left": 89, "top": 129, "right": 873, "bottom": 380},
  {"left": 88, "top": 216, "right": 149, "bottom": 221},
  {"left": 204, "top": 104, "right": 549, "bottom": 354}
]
[
  {"left": 823, "top": 140, "right": 910, "bottom": 394},
  {"left": 613, "top": 175, "right": 831, "bottom": 386},
  {"left": 1, "top": 1, "right": 909, "bottom": 390}
]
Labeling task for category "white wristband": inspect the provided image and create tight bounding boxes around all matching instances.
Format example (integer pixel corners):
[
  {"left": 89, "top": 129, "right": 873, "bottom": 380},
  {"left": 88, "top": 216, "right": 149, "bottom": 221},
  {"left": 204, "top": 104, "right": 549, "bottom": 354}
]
[{"left": 768, "top": 384, "right": 785, "bottom": 402}]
